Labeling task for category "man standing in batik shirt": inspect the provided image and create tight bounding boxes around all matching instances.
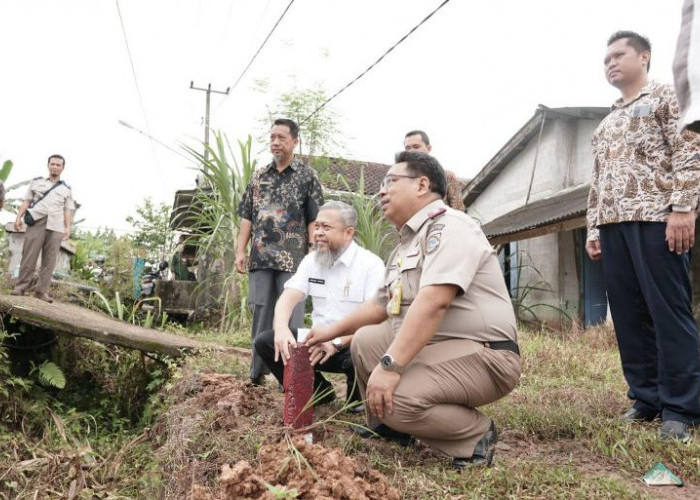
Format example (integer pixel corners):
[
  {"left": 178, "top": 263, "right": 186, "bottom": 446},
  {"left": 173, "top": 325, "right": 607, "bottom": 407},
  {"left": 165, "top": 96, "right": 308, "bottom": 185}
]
[
  {"left": 236, "top": 118, "right": 324, "bottom": 385},
  {"left": 586, "top": 31, "right": 700, "bottom": 442}
]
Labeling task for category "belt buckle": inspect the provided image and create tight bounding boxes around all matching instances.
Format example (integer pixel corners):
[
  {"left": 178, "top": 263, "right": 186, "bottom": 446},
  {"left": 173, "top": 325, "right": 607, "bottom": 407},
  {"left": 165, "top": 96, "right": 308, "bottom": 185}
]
[{"left": 483, "top": 341, "right": 491, "bottom": 349}]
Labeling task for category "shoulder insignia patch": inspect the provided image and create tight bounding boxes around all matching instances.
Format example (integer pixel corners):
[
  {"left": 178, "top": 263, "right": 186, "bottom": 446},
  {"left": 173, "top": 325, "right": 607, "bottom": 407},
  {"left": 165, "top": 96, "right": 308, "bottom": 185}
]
[
  {"left": 428, "top": 207, "right": 447, "bottom": 219},
  {"left": 426, "top": 234, "right": 441, "bottom": 254},
  {"left": 427, "top": 223, "right": 445, "bottom": 234}
]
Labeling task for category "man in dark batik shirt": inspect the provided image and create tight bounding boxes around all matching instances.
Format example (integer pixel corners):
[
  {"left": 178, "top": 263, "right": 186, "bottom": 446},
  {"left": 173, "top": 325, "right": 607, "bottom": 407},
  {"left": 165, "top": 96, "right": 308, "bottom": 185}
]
[{"left": 236, "top": 118, "right": 324, "bottom": 385}]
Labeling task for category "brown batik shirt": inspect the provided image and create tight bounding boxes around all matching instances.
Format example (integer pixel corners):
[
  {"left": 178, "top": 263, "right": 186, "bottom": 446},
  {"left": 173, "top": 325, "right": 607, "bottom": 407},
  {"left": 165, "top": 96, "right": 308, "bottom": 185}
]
[
  {"left": 444, "top": 170, "right": 465, "bottom": 211},
  {"left": 586, "top": 80, "right": 700, "bottom": 241},
  {"left": 238, "top": 157, "right": 324, "bottom": 272}
]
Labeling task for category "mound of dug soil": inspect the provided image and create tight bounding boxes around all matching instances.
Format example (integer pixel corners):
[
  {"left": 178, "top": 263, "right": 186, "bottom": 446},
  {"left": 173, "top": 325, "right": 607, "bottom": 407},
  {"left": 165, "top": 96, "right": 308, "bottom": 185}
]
[
  {"left": 157, "top": 372, "right": 401, "bottom": 499},
  {"left": 193, "top": 436, "right": 400, "bottom": 500}
]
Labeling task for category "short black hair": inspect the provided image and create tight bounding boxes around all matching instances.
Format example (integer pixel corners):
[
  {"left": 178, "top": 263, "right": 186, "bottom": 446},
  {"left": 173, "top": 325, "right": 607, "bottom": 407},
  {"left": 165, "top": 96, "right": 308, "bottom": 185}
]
[
  {"left": 607, "top": 30, "right": 652, "bottom": 71},
  {"left": 394, "top": 150, "right": 446, "bottom": 197},
  {"left": 404, "top": 130, "right": 430, "bottom": 146},
  {"left": 48, "top": 154, "right": 65, "bottom": 166},
  {"left": 273, "top": 118, "right": 300, "bottom": 139}
]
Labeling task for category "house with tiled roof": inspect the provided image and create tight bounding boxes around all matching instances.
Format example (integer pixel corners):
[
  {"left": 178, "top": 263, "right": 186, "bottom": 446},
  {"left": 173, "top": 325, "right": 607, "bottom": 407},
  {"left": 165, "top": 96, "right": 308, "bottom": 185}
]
[
  {"left": 303, "top": 155, "right": 469, "bottom": 200},
  {"left": 301, "top": 155, "right": 390, "bottom": 197}
]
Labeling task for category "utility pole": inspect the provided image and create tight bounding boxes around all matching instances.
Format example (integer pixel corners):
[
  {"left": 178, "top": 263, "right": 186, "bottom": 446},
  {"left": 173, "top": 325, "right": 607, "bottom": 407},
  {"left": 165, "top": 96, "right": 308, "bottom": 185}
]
[
  {"left": 188, "top": 82, "right": 230, "bottom": 316},
  {"left": 189, "top": 82, "right": 230, "bottom": 161}
]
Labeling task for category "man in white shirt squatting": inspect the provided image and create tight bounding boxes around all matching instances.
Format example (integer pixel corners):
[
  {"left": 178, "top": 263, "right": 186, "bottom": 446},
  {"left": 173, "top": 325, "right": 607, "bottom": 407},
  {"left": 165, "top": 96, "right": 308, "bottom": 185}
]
[{"left": 254, "top": 200, "right": 385, "bottom": 410}]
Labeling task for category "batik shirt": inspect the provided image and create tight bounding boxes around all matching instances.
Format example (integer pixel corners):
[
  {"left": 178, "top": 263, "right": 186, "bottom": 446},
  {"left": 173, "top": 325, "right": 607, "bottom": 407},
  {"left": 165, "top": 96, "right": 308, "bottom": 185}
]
[
  {"left": 238, "top": 157, "right": 324, "bottom": 272},
  {"left": 586, "top": 80, "right": 700, "bottom": 241},
  {"left": 444, "top": 170, "right": 465, "bottom": 211}
]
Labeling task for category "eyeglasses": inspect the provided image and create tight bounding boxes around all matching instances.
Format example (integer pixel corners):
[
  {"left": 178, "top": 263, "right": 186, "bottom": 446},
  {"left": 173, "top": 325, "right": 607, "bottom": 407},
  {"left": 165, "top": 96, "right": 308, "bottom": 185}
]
[{"left": 380, "top": 174, "right": 419, "bottom": 189}]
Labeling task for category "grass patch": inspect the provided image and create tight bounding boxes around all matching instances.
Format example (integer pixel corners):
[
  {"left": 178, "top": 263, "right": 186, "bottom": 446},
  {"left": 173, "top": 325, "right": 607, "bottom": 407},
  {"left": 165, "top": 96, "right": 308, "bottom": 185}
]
[{"left": 3, "top": 322, "right": 699, "bottom": 498}]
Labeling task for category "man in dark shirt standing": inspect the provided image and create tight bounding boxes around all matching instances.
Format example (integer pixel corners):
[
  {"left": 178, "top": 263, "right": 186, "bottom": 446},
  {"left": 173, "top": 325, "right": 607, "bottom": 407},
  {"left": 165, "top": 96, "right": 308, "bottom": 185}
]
[{"left": 236, "top": 118, "right": 324, "bottom": 385}]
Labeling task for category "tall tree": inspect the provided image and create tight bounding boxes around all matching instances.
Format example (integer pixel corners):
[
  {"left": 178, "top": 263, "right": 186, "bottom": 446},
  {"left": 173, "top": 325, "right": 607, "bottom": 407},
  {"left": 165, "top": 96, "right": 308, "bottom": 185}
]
[
  {"left": 125, "top": 198, "right": 173, "bottom": 261},
  {"left": 264, "top": 85, "right": 342, "bottom": 158}
]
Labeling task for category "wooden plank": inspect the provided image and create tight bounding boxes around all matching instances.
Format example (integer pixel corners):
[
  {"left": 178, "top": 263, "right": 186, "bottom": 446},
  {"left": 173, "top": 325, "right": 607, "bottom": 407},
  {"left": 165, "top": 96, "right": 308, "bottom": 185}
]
[
  {"left": 488, "top": 216, "right": 587, "bottom": 245},
  {"left": 0, "top": 295, "right": 248, "bottom": 358}
]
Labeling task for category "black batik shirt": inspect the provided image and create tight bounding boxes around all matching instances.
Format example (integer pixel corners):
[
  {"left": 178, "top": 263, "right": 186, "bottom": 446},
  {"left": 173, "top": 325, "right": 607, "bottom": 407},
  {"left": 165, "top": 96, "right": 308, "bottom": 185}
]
[{"left": 238, "top": 157, "right": 324, "bottom": 272}]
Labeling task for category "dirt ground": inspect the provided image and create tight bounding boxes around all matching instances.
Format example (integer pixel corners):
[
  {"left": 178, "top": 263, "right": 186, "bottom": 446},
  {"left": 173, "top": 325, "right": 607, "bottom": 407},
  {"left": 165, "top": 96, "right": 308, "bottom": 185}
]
[
  {"left": 154, "top": 372, "right": 698, "bottom": 500},
  {"left": 155, "top": 372, "right": 401, "bottom": 500}
]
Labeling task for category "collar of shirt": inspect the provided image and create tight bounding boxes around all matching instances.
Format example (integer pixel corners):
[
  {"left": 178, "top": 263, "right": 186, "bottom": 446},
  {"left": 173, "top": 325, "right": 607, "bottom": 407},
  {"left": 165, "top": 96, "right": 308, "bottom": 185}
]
[
  {"left": 401, "top": 199, "right": 446, "bottom": 237},
  {"left": 264, "top": 156, "right": 301, "bottom": 172},
  {"left": 612, "top": 79, "right": 661, "bottom": 110},
  {"left": 334, "top": 241, "right": 358, "bottom": 268}
]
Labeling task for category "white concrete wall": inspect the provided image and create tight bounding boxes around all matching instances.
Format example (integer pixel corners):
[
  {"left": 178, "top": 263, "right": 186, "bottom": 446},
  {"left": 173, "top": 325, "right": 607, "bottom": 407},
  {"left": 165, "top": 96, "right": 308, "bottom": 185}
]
[
  {"left": 515, "top": 231, "right": 581, "bottom": 327},
  {"left": 6, "top": 230, "right": 73, "bottom": 279},
  {"left": 557, "top": 230, "right": 581, "bottom": 322},
  {"left": 571, "top": 119, "right": 600, "bottom": 186},
  {"left": 468, "top": 117, "right": 600, "bottom": 225}
]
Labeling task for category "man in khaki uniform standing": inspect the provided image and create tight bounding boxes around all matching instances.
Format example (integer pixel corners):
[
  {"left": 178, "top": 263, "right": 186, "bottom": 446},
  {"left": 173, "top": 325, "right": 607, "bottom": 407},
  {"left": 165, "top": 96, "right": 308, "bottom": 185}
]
[
  {"left": 12, "top": 154, "right": 74, "bottom": 302},
  {"left": 307, "top": 151, "right": 521, "bottom": 469}
]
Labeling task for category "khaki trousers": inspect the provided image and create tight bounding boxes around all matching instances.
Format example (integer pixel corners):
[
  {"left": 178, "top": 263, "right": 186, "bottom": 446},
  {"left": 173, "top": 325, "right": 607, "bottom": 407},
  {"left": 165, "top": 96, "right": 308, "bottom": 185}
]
[
  {"left": 351, "top": 321, "right": 521, "bottom": 457},
  {"left": 15, "top": 217, "right": 63, "bottom": 294}
]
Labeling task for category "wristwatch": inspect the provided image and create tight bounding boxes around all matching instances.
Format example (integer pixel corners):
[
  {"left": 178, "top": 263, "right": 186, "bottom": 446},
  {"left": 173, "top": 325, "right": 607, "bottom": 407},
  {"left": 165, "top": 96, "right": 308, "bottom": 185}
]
[
  {"left": 331, "top": 338, "right": 344, "bottom": 351},
  {"left": 380, "top": 354, "right": 405, "bottom": 374}
]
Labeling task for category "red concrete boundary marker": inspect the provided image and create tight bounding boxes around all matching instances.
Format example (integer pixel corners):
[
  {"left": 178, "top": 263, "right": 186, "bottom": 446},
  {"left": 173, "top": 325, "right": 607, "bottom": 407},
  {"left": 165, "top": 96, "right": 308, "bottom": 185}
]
[{"left": 283, "top": 344, "right": 314, "bottom": 431}]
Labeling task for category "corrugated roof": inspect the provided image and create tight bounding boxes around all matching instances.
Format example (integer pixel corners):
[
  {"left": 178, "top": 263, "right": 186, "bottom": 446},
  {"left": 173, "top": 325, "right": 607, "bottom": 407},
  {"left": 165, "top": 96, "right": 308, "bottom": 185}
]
[{"left": 480, "top": 184, "right": 590, "bottom": 239}]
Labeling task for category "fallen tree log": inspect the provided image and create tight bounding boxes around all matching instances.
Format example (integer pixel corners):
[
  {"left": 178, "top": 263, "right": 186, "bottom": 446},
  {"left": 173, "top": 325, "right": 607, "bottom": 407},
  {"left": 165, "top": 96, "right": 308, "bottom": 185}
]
[{"left": 0, "top": 295, "right": 249, "bottom": 358}]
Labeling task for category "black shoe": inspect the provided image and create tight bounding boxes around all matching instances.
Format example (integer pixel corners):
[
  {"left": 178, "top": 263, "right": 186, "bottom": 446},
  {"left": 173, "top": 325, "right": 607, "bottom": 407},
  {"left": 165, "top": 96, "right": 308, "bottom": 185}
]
[
  {"left": 346, "top": 402, "right": 365, "bottom": 414},
  {"left": 349, "top": 423, "right": 414, "bottom": 446},
  {"left": 250, "top": 376, "right": 264, "bottom": 386},
  {"left": 621, "top": 407, "right": 660, "bottom": 423},
  {"left": 452, "top": 421, "right": 498, "bottom": 470},
  {"left": 314, "top": 383, "right": 337, "bottom": 406},
  {"left": 660, "top": 420, "right": 692, "bottom": 443}
]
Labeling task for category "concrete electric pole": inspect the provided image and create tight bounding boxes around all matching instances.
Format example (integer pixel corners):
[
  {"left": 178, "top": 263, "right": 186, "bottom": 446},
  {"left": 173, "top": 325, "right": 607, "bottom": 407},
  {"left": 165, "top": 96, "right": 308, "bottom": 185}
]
[{"left": 189, "top": 82, "right": 230, "bottom": 162}]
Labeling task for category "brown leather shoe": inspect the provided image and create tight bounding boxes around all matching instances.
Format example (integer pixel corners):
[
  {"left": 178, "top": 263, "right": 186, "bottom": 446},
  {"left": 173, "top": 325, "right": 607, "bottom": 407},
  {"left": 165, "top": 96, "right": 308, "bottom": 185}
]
[{"left": 34, "top": 292, "right": 54, "bottom": 303}]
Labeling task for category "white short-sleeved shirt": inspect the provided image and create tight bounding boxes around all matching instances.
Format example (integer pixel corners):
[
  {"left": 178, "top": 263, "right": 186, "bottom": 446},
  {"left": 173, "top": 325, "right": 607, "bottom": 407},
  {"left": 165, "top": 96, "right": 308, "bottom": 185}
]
[
  {"left": 25, "top": 177, "right": 75, "bottom": 233},
  {"left": 284, "top": 241, "right": 385, "bottom": 327}
]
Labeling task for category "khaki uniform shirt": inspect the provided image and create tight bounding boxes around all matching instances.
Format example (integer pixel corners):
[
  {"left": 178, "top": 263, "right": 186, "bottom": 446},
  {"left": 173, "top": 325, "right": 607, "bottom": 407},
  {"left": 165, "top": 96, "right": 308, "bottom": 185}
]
[
  {"left": 25, "top": 177, "right": 75, "bottom": 233},
  {"left": 586, "top": 80, "right": 700, "bottom": 241},
  {"left": 377, "top": 199, "right": 517, "bottom": 343}
]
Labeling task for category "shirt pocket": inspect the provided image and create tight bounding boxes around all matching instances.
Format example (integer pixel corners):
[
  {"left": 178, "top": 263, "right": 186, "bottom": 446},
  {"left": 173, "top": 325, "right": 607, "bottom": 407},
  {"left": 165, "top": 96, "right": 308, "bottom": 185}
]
[
  {"left": 400, "top": 254, "right": 423, "bottom": 301},
  {"left": 339, "top": 283, "right": 365, "bottom": 304}
]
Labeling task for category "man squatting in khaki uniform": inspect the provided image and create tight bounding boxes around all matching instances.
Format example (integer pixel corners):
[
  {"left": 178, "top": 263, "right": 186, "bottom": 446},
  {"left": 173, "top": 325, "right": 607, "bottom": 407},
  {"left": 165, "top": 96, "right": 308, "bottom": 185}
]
[
  {"left": 307, "top": 151, "right": 521, "bottom": 469},
  {"left": 12, "top": 154, "right": 74, "bottom": 303}
]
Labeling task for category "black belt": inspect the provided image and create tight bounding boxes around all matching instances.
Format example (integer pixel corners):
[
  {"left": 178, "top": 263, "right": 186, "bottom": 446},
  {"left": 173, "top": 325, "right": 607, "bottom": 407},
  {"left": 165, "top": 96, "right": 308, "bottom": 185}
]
[{"left": 483, "top": 340, "right": 520, "bottom": 356}]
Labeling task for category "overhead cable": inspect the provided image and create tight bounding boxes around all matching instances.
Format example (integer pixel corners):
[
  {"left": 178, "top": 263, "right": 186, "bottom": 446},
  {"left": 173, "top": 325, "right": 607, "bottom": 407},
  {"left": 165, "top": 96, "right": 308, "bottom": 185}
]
[
  {"left": 300, "top": 0, "right": 451, "bottom": 125},
  {"left": 115, "top": 0, "right": 167, "bottom": 190},
  {"left": 216, "top": 0, "right": 295, "bottom": 110}
]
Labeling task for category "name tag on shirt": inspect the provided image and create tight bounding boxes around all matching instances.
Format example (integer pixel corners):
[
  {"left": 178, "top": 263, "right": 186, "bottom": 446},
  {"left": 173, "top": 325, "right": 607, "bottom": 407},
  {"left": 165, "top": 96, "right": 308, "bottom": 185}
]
[
  {"left": 309, "top": 277, "right": 325, "bottom": 285},
  {"left": 631, "top": 104, "right": 651, "bottom": 117}
]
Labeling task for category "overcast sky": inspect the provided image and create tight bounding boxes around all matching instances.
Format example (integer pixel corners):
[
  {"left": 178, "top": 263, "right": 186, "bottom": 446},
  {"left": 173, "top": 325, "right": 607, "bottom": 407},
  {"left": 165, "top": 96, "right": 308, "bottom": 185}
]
[{"left": 0, "top": 0, "right": 685, "bottom": 232}]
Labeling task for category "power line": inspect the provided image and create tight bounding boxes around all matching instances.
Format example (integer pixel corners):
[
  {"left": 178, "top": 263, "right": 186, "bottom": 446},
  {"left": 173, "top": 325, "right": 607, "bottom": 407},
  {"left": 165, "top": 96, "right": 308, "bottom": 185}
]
[
  {"left": 118, "top": 120, "right": 196, "bottom": 164},
  {"left": 115, "top": 0, "right": 152, "bottom": 142},
  {"left": 215, "top": 0, "right": 295, "bottom": 110},
  {"left": 115, "top": 0, "right": 167, "bottom": 191},
  {"left": 300, "top": 0, "right": 452, "bottom": 125}
]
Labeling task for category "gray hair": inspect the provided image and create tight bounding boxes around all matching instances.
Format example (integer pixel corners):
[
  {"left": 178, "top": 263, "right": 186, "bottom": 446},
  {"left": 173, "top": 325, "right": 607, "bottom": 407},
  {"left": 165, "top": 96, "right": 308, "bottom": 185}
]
[{"left": 318, "top": 200, "right": 357, "bottom": 228}]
